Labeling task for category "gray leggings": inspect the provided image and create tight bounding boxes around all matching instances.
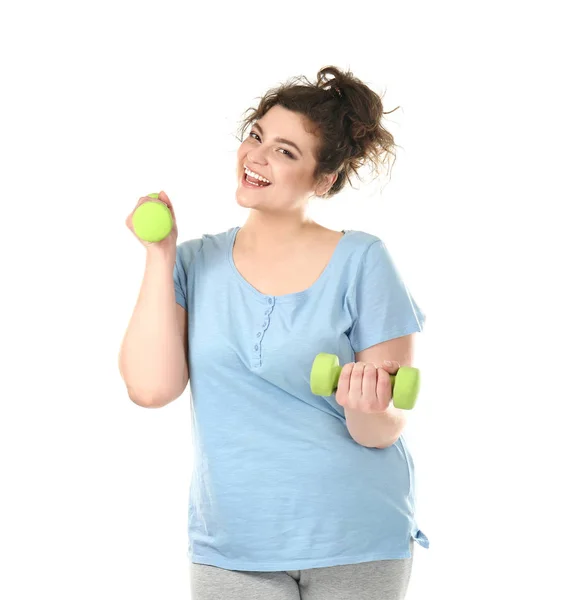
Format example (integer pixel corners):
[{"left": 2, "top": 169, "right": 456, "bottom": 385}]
[{"left": 189, "top": 540, "right": 414, "bottom": 600}]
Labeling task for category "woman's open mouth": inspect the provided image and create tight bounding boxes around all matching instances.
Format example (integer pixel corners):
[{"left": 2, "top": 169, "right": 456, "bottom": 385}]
[{"left": 242, "top": 169, "right": 272, "bottom": 189}]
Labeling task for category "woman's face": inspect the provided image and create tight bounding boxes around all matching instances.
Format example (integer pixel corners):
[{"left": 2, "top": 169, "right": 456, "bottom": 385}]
[{"left": 236, "top": 105, "right": 333, "bottom": 214}]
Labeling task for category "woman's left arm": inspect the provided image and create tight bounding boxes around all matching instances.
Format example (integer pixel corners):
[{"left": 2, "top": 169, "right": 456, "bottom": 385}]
[{"left": 338, "top": 334, "right": 415, "bottom": 449}]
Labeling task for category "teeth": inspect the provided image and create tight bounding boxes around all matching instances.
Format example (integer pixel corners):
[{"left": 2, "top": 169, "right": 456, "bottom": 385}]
[{"left": 244, "top": 166, "right": 270, "bottom": 184}]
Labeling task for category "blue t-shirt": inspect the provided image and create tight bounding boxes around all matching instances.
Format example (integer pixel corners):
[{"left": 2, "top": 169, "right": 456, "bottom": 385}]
[{"left": 173, "top": 225, "right": 428, "bottom": 571}]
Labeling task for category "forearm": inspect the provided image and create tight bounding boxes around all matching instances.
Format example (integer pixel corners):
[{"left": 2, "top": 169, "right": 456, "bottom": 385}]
[
  {"left": 119, "top": 249, "right": 188, "bottom": 406},
  {"left": 345, "top": 405, "right": 406, "bottom": 448}
]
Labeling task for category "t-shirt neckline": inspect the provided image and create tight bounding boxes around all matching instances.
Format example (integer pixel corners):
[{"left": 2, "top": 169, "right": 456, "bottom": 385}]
[{"left": 227, "top": 226, "right": 351, "bottom": 304}]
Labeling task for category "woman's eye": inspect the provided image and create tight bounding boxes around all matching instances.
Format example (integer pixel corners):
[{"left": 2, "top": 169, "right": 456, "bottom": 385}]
[{"left": 248, "top": 132, "right": 294, "bottom": 158}]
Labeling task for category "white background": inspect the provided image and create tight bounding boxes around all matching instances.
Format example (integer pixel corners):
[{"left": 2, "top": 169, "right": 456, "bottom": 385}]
[{"left": 1, "top": 1, "right": 571, "bottom": 598}]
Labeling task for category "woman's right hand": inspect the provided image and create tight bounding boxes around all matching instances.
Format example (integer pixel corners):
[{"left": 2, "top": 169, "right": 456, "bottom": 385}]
[{"left": 126, "top": 191, "right": 178, "bottom": 254}]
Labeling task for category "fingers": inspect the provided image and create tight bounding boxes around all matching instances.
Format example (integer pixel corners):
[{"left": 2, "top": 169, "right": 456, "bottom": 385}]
[
  {"left": 337, "top": 362, "right": 353, "bottom": 395},
  {"left": 380, "top": 360, "right": 400, "bottom": 374},
  {"left": 362, "top": 364, "right": 378, "bottom": 399},
  {"left": 349, "top": 362, "right": 365, "bottom": 398},
  {"left": 336, "top": 361, "right": 393, "bottom": 413},
  {"left": 160, "top": 191, "right": 178, "bottom": 226},
  {"left": 339, "top": 362, "right": 374, "bottom": 398},
  {"left": 156, "top": 190, "right": 173, "bottom": 210},
  {"left": 376, "top": 367, "right": 391, "bottom": 405}
]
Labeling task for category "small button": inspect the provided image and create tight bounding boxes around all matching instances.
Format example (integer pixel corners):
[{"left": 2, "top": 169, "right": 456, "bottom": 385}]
[
  {"left": 256, "top": 332, "right": 261, "bottom": 337},
  {"left": 267, "top": 298, "right": 273, "bottom": 304},
  {"left": 254, "top": 344, "right": 259, "bottom": 351}
]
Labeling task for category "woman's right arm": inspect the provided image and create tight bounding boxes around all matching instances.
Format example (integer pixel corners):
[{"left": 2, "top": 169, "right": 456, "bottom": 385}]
[
  {"left": 118, "top": 249, "right": 189, "bottom": 408},
  {"left": 118, "top": 192, "right": 189, "bottom": 408}
]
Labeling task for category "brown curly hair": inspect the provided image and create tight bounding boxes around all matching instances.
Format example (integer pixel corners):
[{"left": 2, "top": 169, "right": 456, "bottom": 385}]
[{"left": 235, "top": 65, "right": 401, "bottom": 199}]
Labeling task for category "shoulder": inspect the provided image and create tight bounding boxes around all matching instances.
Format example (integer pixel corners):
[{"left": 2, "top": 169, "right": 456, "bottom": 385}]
[
  {"left": 176, "top": 227, "right": 236, "bottom": 267},
  {"left": 343, "top": 229, "right": 388, "bottom": 263},
  {"left": 341, "top": 230, "right": 406, "bottom": 290}
]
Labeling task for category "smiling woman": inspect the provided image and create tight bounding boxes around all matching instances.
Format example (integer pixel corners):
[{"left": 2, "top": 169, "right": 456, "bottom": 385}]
[
  {"left": 235, "top": 65, "right": 400, "bottom": 200},
  {"left": 120, "top": 64, "right": 427, "bottom": 600}
]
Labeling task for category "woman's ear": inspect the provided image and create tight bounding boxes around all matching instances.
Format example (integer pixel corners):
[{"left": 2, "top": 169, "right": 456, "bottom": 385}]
[{"left": 316, "top": 172, "right": 339, "bottom": 197}]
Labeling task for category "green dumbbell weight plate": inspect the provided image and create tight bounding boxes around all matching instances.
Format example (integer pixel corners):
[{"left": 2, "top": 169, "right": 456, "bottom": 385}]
[
  {"left": 310, "top": 353, "right": 343, "bottom": 396},
  {"left": 132, "top": 195, "right": 173, "bottom": 242},
  {"left": 392, "top": 367, "right": 420, "bottom": 410}
]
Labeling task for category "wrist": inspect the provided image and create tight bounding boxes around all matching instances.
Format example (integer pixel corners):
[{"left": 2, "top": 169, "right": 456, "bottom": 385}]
[
  {"left": 345, "top": 405, "right": 405, "bottom": 449},
  {"left": 145, "top": 244, "right": 176, "bottom": 267}
]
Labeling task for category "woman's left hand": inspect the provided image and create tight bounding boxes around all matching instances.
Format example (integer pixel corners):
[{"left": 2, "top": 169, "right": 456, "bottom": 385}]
[{"left": 335, "top": 360, "right": 400, "bottom": 414}]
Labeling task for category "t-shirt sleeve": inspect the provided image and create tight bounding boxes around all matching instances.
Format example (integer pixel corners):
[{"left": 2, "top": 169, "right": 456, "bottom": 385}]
[
  {"left": 173, "top": 244, "right": 188, "bottom": 310},
  {"left": 348, "top": 239, "right": 426, "bottom": 353}
]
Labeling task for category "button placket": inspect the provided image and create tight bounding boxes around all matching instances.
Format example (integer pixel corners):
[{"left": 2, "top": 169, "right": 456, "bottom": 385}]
[{"left": 253, "top": 297, "right": 275, "bottom": 363}]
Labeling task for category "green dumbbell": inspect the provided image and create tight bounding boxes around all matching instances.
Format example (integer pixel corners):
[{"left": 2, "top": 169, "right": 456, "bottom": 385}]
[
  {"left": 310, "top": 352, "right": 420, "bottom": 410},
  {"left": 132, "top": 193, "right": 173, "bottom": 242}
]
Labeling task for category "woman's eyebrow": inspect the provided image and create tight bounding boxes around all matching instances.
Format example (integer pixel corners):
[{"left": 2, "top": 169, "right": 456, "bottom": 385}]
[{"left": 252, "top": 123, "right": 303, "bottom": 156}]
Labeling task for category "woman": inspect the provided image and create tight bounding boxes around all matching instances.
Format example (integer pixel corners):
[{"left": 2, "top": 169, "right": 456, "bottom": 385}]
[{"left": 119, "top": 65, "right": 428, "bottom": 600}]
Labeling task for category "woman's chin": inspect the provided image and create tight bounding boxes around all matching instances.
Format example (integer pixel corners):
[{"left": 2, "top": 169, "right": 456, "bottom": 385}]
[{"left": 235, "top": 189, "right": 257, "bottom": 207}]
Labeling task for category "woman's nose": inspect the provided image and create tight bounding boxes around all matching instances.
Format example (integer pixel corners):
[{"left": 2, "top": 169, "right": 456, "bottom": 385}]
[{"left": 246, "top": 146, "right": 269, "bottom": 164}]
